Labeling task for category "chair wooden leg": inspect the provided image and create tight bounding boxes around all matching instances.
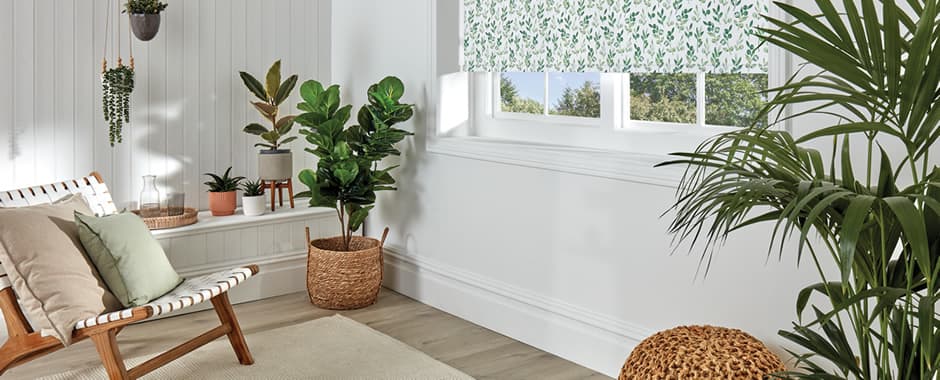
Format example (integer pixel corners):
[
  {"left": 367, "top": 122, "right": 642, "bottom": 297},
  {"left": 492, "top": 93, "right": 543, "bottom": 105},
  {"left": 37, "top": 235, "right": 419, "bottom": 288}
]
[
  {"left": 210, "top": 293, "right": 254, "bottom": 365},
  {"left": 90, "top": 329, "right": 129, "bottom": 380}
]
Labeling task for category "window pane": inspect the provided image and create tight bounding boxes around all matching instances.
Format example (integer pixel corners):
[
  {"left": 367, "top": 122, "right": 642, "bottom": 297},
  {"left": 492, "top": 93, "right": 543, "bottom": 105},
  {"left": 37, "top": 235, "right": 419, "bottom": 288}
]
[
  {"left": 548, "top": 72, "right": 600, "bottom": 118},
  {"left": 630, "top": 73, "right": 696, "bottom": 124},
  {"left": 705, "top": 74, "right": 768, "bottom": 128},
  {"left": 499, "top": 72, "right": 544, "bottom": 115}
]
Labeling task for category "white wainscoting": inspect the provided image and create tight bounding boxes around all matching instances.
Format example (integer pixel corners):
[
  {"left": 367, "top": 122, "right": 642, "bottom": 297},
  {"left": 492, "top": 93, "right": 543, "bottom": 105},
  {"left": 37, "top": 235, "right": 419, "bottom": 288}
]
[
  {"left": 0, "top": 0, "right": 331, "bottom": 210},
  {"left": 154, "top": 207, "right": 341, "bottom": 312},
  {"left": 381, "top": 245, "right": 653, "bottom": 378}
]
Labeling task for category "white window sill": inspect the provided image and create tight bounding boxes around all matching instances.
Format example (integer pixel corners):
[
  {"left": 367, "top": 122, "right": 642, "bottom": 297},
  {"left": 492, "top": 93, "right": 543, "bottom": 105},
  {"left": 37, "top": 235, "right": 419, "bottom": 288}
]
[{"left": 426, "top": 136, "right": 686, "bottom": 188}]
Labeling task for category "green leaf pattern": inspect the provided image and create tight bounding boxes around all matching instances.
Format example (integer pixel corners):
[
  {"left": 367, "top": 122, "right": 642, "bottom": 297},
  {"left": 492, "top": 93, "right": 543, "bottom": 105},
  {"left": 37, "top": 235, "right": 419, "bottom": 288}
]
[{"left": 463, "top": 0, "right": 768, "bottom": 73}]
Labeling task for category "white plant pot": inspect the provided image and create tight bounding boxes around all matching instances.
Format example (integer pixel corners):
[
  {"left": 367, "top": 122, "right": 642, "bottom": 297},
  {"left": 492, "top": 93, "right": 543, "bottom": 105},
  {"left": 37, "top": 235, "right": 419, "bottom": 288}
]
[{"left": 242, "top": 195, "right": 267, "bottom": 216}]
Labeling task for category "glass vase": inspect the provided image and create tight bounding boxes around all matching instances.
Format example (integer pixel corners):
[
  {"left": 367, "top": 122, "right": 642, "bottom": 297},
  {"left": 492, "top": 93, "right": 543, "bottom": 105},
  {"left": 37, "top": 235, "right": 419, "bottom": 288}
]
[{"left": 139, "top": 175, "right": 162, "bottom": 218}]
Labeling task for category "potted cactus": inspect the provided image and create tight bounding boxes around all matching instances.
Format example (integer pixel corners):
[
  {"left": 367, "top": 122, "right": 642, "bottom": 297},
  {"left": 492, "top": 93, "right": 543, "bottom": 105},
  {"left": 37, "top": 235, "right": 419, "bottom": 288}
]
[
  {"left": 240, "top": 179, "right": 266, "bottom": 216},
  {"left": 239, "top": 60, "right": 298, "bottom": 183},
  {"left": 124, "top": 0, "right": 167, "bottom": 42},
  {"left": 204, "top": 167, "right": 244, "bottom": 216},
  {"left": 295, "top": 76, "right": 414, "bottom": 309}
]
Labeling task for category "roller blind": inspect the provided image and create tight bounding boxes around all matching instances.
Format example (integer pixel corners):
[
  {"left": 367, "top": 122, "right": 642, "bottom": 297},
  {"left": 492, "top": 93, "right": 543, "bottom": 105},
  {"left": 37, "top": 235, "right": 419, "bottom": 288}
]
[{"left": 462, "top": 0, "right": 769, "bottom": 74}]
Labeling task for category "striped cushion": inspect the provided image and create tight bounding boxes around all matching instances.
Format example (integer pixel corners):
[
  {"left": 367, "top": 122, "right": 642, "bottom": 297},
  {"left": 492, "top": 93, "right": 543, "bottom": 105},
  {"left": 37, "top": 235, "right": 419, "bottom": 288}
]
[{"left": 75, "top": 267, "right": 254, "bottom": 330}]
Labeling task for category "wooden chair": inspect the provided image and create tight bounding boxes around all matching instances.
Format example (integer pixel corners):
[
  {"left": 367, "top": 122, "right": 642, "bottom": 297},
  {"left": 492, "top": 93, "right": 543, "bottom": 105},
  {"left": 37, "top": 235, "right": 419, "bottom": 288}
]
[{"left": 0, "top": 172, "right": 258, "bottom": 379}]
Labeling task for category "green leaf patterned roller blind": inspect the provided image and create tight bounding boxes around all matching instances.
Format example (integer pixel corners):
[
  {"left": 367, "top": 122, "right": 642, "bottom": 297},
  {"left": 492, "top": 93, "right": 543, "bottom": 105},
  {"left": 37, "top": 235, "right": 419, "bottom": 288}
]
[{"left": 463, "top": 0, "right": 769, "bottom": 74}]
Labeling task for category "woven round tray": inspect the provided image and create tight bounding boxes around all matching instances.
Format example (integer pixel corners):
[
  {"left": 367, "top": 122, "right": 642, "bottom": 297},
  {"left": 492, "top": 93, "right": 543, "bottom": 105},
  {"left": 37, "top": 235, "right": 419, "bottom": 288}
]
[{"left": 132, "top": 207, "right": 198, "bottom": 230}]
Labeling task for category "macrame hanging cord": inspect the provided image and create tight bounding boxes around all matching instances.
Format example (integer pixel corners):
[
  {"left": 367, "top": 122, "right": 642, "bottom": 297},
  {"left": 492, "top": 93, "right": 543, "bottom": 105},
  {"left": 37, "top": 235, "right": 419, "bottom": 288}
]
[
  {"left": 101, "top": 0, "right": 134, "bottom": 72},
  {"left": 101, "top": 0, "right": 136, "bottom": 146}
]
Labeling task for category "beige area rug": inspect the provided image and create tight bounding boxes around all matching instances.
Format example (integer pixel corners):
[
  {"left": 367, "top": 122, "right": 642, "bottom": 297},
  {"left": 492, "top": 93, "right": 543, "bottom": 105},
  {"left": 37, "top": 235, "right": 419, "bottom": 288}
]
[{"left": 40, "top": 315, "right": 475, "bottom": 380}]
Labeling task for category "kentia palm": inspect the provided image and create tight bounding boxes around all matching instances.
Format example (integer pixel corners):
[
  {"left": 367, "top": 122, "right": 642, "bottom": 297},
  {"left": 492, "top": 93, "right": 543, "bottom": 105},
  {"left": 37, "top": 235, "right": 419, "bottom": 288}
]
[{"left": 660, "top": 1, "right": 940, "bottom": 379}]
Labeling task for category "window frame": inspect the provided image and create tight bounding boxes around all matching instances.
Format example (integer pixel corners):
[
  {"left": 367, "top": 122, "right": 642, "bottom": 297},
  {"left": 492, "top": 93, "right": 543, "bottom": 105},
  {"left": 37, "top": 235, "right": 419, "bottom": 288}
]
[{"left": 493, "top": 71, "right": 765, "bottom": 132}]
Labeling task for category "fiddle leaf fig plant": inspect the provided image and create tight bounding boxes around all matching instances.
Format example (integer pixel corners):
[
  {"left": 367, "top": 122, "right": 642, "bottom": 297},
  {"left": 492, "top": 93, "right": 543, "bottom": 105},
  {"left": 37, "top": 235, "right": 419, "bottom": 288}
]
[
  {"left": 295, "top": 76, "right": 414, "bottom": 251},
  {"left": 239, "top": 60, "right": 298, "bottom": 150}
]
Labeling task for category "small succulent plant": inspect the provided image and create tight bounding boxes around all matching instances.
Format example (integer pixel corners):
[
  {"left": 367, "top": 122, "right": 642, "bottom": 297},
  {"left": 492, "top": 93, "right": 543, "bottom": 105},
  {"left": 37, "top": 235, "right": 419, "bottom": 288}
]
[
  {"left": 204, "top": 167, "right": 245, "bottom": 192},
  {"left": 123, "top": 0, "right": 168, "bottom": 14},
  {"left": 241, "top": 179, "right": 265, "bottom": 197}
]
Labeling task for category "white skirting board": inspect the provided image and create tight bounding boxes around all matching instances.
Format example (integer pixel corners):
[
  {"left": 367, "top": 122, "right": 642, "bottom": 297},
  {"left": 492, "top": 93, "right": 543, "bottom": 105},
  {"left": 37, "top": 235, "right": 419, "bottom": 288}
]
[{"left": 381, "top": 245, "right": 652, "bottom": 378}]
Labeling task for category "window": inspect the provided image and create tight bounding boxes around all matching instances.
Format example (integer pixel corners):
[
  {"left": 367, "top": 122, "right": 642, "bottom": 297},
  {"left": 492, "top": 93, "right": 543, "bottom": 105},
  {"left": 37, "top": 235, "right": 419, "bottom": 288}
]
[
  {"left": 499, "top": 72, "right": 601, "bottom": 118},
  {"left": 495, "top": 72, "right": 767, "bottom": 129}
]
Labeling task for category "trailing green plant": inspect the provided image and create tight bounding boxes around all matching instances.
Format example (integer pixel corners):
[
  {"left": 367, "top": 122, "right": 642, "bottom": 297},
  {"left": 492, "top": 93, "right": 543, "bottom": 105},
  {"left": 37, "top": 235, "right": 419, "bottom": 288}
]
[
  {"left": 239, "top": 60, "right": 299, "bottom": 151},
  {"left": 102, "top": 65, "right": 135, "bottom": 146},
  {"left": 203, "top": 167, "right": 244, "bottom": 193},
  {"left": 660, "top": 1, "right": 940, "bottom": 379},
  {"left": 241, "top": 179, "right": 265, "bottom": 197},
  {"left": 294, "top": 76, "right": 414, "bottom": 251},
  {"left": 123, "top": 0, "right": 167, "bottom": 14}
]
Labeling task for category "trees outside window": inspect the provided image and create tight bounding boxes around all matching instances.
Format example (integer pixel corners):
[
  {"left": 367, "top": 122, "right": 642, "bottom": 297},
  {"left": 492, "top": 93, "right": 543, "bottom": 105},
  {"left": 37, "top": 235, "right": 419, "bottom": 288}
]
[{"left": 498, "top": 72, "right": 767, "bottom": 128}]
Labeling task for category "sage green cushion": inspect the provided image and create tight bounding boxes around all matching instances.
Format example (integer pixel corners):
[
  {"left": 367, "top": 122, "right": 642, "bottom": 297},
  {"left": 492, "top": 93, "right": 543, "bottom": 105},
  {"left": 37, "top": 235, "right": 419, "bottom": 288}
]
[{"left": 75, "top": 212, "right": 183, "bottom": 307}]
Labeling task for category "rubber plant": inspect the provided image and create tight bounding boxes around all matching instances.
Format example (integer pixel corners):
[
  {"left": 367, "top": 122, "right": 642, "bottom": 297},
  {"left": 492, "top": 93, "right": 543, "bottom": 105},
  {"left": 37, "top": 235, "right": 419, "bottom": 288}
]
[
  {"left": 294, "top": 76, "right": 414, "bottom": 251},
  {"left": 239, "top": 60, "right": 299, "bottom": 150},
  {"left": 102, "top": 65, "right": 134, "bottom": 146},
  {"left": 660, "top": 1, "right": 940, "bottom": 378}
]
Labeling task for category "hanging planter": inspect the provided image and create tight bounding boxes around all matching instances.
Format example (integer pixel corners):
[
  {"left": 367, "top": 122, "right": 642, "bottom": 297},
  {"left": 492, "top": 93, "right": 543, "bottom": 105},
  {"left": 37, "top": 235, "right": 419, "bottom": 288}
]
[
  {"left": 100, "top": 0, "right": 137, "bottom": 146},
  {"left": 102, "top": 64, "right": 135, "bottom": 146},
  {"left": 124, "top": 0, "right": 168, "bottom": 42}
]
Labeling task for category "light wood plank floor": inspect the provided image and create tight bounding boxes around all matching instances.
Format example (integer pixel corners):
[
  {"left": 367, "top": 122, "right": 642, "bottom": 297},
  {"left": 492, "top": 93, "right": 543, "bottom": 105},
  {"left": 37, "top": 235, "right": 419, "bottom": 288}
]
[{"left": 7, "top": 289, "right": 611, "bottom": 379}]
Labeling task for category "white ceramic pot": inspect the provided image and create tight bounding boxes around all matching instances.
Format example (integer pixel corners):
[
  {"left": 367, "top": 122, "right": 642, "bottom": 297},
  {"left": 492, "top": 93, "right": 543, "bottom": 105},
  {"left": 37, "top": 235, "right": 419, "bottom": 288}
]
[{"left": 242, "top": 195, "right": 267, "bottom": 216}]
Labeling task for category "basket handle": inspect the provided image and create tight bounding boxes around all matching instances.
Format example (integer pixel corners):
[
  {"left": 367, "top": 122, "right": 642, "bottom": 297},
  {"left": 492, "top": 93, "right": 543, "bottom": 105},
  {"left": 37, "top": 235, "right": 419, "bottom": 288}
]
[
  {"left": 380, "top": 227, "right": 390, "bottom": 247},
  {"left": 305, "top": 226, "right": 312, "bottom": 247}
]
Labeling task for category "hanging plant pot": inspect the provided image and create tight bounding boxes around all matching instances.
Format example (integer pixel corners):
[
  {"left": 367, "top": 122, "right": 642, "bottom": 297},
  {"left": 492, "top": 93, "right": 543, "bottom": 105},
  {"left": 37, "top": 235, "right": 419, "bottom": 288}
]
[{"left": 129, "top": 13, "right": 161, "bottom": 41}]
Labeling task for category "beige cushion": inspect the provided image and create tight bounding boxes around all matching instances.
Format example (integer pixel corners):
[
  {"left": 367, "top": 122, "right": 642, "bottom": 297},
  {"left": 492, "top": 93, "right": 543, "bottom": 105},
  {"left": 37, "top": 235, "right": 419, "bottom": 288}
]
[{"left": 0, "top": 194, "right": 122, "bottom": 345}]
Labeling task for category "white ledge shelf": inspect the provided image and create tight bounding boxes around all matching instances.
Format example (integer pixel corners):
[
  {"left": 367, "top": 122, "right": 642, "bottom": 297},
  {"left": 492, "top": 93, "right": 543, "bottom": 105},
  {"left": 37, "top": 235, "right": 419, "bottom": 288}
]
[{"left": 150, "top": 206, "right": 335, "bottom": 239}]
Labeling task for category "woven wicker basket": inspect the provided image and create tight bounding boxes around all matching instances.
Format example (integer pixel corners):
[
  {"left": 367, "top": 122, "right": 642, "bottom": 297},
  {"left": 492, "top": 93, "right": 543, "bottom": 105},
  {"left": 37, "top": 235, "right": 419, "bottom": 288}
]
[
  {"left": 619, "top": 325, "right": 784, "bottom": 380},
  {"left": 304, "top": 227, "right": 389, "bottom": 310},
  {"left": 132, "top": 207, "right": 198, "bottom": 230}
]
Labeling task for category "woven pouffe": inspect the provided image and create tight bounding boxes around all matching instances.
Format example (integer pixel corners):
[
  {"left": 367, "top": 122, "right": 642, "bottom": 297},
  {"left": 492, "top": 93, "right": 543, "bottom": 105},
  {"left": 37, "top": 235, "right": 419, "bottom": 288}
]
[{"left": 619, "top": 325, "right": 784, "bottom": 380}]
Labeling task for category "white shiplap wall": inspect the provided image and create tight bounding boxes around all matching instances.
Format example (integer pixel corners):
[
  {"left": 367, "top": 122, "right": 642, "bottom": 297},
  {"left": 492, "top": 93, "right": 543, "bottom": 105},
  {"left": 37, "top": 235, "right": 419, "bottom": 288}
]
[{"left": 0, "top": 0, "right": 330, "bottom": 210}]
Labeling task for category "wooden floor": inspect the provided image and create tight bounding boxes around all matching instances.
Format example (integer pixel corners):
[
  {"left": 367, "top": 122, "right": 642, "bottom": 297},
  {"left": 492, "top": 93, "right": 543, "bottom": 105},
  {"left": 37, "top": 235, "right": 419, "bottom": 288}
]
[{"left": 7, "top": 289, "right": 610, "bottom": 379}]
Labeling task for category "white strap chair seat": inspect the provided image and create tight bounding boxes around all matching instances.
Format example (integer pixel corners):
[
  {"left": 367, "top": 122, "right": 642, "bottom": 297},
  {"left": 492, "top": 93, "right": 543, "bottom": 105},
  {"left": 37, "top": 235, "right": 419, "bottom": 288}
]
[{"left": 76, "top": 267, "right": 255, "bottom": 330}]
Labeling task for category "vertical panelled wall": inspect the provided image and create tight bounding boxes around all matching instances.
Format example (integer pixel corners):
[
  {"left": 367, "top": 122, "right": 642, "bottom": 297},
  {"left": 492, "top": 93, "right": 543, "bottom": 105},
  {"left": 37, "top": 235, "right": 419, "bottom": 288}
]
[{"left": 0, "top": 0, "right": 330, "bottom": 210}]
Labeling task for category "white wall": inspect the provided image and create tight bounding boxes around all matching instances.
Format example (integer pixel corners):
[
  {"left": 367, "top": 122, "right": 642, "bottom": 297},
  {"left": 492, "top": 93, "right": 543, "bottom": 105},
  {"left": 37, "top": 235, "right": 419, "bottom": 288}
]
[
  {"left": 0, "top": 0, "right": 330, "bottom": 210},
  {"left": 332, "top": 0, "right": 823, "bottom": 377}
]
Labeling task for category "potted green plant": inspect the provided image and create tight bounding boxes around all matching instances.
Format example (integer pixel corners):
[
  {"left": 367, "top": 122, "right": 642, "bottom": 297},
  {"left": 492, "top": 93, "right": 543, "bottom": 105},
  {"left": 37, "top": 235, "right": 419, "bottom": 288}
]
[
  {"left": 295, "top": 76, "right": 414, "bottom": 309},
  {"left": 204, "top": 167, "right": 244, "bottom": 217},
  {"left": 241, "top": 179, "right": 266, "bottom": 217},
  {"left": 123, "top": 0, "right": 167, "bottom": 42},
  {"left": 660, "top": 1, "right": 940, "bottom": 379},
  {"left": 239, "top": 60, "right": 298, "bottom": 183},
  {"left": 102, "top": 65, "right": 134, "bottom": 146}
]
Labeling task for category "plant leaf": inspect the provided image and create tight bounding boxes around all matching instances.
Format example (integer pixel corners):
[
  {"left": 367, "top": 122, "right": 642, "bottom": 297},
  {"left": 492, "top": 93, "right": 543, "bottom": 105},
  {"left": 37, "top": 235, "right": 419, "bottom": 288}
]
[
  {"left": 265, "top": 60, "right": 281, "bottom": 100},
  {"left": 243, "top": 123, "right": 269, "bottom": 135},
  {"left": 239, "top": 71, "right": 267, "bottom": 101}
]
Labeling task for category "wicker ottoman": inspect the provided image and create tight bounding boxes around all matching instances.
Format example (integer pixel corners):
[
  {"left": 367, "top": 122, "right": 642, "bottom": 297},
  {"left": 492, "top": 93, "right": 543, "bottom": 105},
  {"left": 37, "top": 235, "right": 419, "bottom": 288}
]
[{"left": 619, "top": 325, "right": 784, "bottom": 380}]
